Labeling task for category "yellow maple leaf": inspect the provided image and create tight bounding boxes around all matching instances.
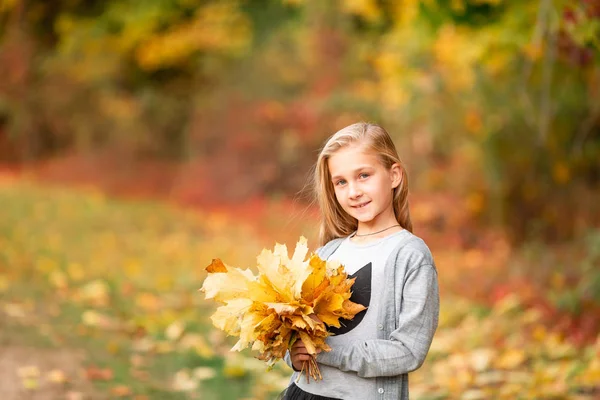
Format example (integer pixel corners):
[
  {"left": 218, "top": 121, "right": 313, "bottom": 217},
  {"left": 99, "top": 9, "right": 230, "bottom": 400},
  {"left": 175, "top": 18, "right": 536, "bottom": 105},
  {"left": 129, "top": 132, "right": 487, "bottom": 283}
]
[
  {"left": 210, "top": 298, "right": 252, "bottom": 334},
  {"left": 201, "top": 264, "right": 256, "bottom": 303},
  {"left": 201, "top": 237, "right": 367, "bottom": 378},
  {"left": 301, "top": 255, "right": 327, "bottom": 302},
  {"left": 314, "top": 292, "right": 346, "bottom": 327}
]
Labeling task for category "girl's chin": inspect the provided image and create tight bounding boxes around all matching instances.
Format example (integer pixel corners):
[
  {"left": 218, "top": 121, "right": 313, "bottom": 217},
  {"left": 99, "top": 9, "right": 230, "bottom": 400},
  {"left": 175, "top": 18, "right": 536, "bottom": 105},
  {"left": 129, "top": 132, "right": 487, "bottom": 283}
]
[{"left": 354, "top": 215, "right": 375, "bottom": 224}]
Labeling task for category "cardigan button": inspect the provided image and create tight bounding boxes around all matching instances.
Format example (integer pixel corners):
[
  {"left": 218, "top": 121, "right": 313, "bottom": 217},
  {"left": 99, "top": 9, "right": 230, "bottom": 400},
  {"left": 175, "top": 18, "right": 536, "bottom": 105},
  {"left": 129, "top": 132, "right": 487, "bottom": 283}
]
[
  {"left": 378, "top": 388, "right": 384, "bottom": 394},
  {"left": 377, "top": 324, "right": 383, "bottom": 330}
]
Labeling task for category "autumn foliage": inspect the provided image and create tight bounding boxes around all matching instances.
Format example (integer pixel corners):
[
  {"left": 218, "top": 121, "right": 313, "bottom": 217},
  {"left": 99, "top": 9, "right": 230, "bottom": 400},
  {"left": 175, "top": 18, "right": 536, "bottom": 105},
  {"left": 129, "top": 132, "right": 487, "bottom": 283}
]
[{"left": 201, "top": 237, "right": 365, "bottom": 380}]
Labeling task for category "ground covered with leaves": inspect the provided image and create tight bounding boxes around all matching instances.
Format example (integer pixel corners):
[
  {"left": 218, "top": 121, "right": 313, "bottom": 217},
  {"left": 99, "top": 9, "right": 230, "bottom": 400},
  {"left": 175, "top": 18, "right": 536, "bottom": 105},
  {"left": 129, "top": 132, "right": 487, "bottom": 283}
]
[{"left": 1, "top": 179, "right": 598, "bottom": 399}]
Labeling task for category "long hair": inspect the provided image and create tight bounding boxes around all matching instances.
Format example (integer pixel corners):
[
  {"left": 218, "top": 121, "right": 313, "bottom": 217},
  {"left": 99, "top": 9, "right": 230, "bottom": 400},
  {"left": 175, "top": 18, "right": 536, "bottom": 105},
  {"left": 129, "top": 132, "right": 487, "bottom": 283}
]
[{"left": 312, "top": 122, "right": 412, "bottom": 246}]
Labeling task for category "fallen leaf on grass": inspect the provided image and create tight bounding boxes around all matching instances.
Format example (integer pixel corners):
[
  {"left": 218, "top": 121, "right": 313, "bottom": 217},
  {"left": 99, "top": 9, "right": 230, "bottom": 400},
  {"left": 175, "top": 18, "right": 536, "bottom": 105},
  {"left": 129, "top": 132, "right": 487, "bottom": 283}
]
[
  {"left": 155, "top": 340, "right": 174, "bottom": 354},
  {"left": 49, "top": 270, "right": 68, "bottom": 289},
  {"left": 193, "top": 367, "right": 216, "bottom": 380},
  {"left": 79, "top": 279, "right": 110, "bottom": 306},
  {"left": 495, "top": 349, "right": 527, "bottom": 369},
  {"left": 4, "top": 302, "right": 26, "bottom": 318},
  {"left": 131, "top": 369, "right": 150, "bottom": 381},
  {"left": 111, "top": 385, "right": 132, "bottom": 397},
  {"left": 493, "top": 293, "right": 522, "bottom": 316},
  {"left": 178, "top": 333, "right": 214, "bottom": 358},
  {"left": 131, "top": 337, "right": 154, "bottom": 353},
  {"left": 461, "top": 389, "right": 487, "bottom": 400},
  {"left": 474, "top": 370, "right": 505, "bottom": 386},
  {"left": 18, "top": 365, "right": 40, "bottom": 390},
  {"left": 130, "top": 354, "right": 146, "bottom": 368},
  {"left": 85, "top": 366, "right": 113, "bottom": 381},
  {"left": 106, "top": 340, "right": 120, "bottom": 354},
  {"left": 17, "top": 365, "right": 40, "bottom": 378},
  {"left": 172, "top": 369, "right": 199, "bottom": 392},
  {"left": 67, "top": 263, "right": 85, "bottom": 281},
  {"left": 46, "top": 369, "right": 68, "bottom": 384},
  {"left": 165, "top": 320, "right": 185, "bottom": 341},
  {"left": 81, "top": 310, "right": 117, "bottom": 329},
  {"left": 573, "top": 358, "right": 600, "bottom": 387},
  {"left": 135, "top": 292, "right": 162, "bottom": 312},
  {"left": 16, "top": 365, "right": 38, "bottom": 389},
  {"left": 0, "top": 274, "right": 8, "bottom": 292},
  {"left": 469, "top": 348, "right": 496, "bottom": 372},
  {"left": 21, "top": 378, "right": 39, "bottom": 390},
  {"left": 223, "top": 353, "right": 266, "bottom": 378},
  {"left": 65, "top": 391, "right": 84, "bottom": 400}
]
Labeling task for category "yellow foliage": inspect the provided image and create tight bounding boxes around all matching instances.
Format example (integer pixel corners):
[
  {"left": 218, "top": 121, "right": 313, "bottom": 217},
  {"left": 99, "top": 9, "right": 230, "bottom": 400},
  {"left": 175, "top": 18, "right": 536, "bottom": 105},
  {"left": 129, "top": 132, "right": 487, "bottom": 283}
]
[
  {"left": 341, "top": 0, "right": 381, "bottom": 23},
  {"left": 495, "top": 349, "right": 527, "bottom": 369},
  {"left": 200, "top": 237, "right": 366, "bottom": 371},
  {"left": 552, "top": 162, "right": 570, "bottom": 184},
  {"left": 391, "top": 0, "right": 420, "bottom": 25},
  {"left": 0, "top": 0, "right": 19, "bottom": 13},
  {"left": 433, "top": 25, "right": 480, "bottom": 90},
  {"left": 0, "top": 274, "right": 7, "bottom": 292},
  {"left": 135, "top": 2, "right": 251, "bottom": 71}
]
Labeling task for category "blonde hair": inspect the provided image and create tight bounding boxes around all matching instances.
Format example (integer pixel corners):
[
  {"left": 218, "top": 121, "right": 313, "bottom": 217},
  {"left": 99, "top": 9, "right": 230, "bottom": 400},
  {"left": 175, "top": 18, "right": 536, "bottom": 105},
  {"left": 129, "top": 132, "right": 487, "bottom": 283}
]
[{"left": 312, "top": 122, "right": 412, "bottom": 246}]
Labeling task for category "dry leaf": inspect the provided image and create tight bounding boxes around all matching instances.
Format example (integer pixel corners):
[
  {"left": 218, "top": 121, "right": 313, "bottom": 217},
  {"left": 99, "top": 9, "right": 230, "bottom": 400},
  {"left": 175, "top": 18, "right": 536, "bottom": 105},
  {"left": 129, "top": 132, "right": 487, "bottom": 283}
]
[
  {"left": 193, "top": 367, "right": 216, "bottom": 380},
  {"left": 46, "top": 369, "right": 68, "bottom": 384},
  {"left": 79, "top": 280, "right": 110, "bottom": 306},
  {"left": 201, "top": 236, "right": 366, "bottom": 377},
  {"left": 65, "top": 391, "right": 84, "bottom": 400},
  {"left": 85, "top": 366, "right": 113, "bottom": 381},
  {"left": 495, "top": 349, "right": 527, "bottom": 369},
  {"left": 111, "top": 385, "right": 132, "bottom": 397},
  {"left": 172, "top": 369, "right": 198, "bottom": 391},
  {"left": 166, "top": 320, "right": 185, "bottom": 341},
  {"left": 206, "top": 258, "right": 228, "bottom": 273}
]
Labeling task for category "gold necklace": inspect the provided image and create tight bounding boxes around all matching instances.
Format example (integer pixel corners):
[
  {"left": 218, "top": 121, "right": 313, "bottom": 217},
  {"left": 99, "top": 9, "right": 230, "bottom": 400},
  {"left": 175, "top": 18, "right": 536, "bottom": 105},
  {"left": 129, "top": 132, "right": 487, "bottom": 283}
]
[{"left": 354, "top": 224, "right": 401, "bottom": 237}]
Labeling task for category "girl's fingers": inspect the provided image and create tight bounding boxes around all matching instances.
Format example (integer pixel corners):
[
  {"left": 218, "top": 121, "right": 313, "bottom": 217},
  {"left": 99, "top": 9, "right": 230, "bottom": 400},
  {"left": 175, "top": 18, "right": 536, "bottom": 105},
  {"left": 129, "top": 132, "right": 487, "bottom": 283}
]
[
  {"left": 292, "top": 340, "right": 306, "bottom": 349},
  {"left": 291, "top": 346, "right": 309, "bottom": 356}
]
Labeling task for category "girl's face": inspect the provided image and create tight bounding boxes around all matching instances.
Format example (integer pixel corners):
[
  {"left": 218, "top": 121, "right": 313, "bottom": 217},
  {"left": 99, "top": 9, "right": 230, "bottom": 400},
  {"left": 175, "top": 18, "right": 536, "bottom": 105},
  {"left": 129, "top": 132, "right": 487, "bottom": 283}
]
[{"left": 327, "top": 144, "right": 401, "bottom": 230}]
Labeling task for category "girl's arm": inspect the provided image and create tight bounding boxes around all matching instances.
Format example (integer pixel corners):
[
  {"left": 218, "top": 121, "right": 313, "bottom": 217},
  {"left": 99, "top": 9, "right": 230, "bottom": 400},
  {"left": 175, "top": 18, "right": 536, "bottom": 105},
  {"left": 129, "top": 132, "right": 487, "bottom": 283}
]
[{"left": 316, "top": 263, "right": 439, "bottom": 378}]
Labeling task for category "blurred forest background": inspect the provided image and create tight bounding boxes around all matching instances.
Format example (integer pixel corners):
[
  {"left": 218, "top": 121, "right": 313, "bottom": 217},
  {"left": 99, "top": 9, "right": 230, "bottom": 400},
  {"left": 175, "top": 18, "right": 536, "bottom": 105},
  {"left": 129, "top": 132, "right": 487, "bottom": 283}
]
[{"left": 1, "top": 0, "right": 599, "bottom": 399}]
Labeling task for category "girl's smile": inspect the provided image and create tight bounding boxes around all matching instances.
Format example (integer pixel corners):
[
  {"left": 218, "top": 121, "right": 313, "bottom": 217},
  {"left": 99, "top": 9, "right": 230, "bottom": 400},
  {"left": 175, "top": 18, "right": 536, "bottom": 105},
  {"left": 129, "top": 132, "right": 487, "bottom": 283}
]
[{"left": 352, "top": 201, "right": 371, "bottom": 209}]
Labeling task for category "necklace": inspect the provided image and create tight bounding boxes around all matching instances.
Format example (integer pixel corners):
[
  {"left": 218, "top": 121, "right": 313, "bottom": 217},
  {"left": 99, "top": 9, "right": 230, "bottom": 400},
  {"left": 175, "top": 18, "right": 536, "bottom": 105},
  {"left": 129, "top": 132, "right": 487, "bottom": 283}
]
[{"left": 354, "top": 224, "right": 401, "bottom": 237}]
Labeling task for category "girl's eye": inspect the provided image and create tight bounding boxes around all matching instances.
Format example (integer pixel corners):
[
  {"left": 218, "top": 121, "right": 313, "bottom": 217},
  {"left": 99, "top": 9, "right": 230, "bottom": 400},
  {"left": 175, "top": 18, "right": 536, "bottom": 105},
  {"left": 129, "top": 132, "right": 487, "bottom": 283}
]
[
  {"left": 335, "top": 179, "right": 347, "bottom": 186},
  {"left": 359, "top": 173, "right": 369, "bottom": 179}
]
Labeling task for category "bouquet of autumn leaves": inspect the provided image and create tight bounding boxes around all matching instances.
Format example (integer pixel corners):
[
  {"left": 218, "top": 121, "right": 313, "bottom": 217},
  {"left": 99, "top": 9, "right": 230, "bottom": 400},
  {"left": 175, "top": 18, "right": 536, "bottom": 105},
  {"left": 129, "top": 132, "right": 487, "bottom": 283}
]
[{"left": 200, "top": 237, "right": 366, "bottom": 382}]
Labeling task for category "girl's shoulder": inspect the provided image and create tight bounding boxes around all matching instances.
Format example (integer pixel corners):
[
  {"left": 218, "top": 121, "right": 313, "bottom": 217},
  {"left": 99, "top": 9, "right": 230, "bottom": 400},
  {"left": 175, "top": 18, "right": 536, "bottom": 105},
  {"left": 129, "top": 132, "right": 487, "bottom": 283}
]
[
  {"left": 390, "top": 231, "right": 435, "bottom": 268},
  {"left": 316, "top": 237, "right": 345, "bottom": 258}
]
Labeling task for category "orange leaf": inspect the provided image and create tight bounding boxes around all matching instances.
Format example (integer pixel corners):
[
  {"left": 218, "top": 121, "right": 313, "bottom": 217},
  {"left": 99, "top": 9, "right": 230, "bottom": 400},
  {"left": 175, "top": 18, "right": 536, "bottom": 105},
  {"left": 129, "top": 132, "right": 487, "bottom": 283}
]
[
  {"left": 111, "top": 385, "right": 132, "bottom": 397},
  {"left": 85, "top": 366, "right": 113, "bottom": 381},
  {"left": 206, "top": 259, "right": 227, "bottom": 273}
]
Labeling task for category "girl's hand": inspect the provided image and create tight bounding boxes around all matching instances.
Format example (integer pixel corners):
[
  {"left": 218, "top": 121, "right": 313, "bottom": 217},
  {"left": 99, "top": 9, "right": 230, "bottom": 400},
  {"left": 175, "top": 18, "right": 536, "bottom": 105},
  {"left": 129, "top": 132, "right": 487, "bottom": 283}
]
[{"left": 290, "top": 339, "right": 321, "bottom": 372}]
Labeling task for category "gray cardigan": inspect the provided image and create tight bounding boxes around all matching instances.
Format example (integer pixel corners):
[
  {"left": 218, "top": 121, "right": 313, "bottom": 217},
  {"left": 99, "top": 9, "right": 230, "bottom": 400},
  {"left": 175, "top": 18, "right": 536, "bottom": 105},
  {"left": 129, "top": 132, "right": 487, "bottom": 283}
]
[{"left": 286, "top": 232, "right": 439, "bottom": 399}]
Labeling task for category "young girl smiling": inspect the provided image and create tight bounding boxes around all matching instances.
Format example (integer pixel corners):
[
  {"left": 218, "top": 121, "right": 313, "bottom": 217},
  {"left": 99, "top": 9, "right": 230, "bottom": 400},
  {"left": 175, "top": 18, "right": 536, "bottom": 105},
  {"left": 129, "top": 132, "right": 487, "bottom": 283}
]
[{"left": 283, "top": 122, "right": 439, "bottom": 400}]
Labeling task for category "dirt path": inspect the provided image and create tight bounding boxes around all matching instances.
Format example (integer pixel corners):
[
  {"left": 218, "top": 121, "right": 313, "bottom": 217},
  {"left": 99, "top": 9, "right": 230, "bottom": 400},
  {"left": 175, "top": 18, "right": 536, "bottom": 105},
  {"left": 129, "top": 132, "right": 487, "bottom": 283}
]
[{"left": 0, "top": 346, "right": 101, "bottom": 400}]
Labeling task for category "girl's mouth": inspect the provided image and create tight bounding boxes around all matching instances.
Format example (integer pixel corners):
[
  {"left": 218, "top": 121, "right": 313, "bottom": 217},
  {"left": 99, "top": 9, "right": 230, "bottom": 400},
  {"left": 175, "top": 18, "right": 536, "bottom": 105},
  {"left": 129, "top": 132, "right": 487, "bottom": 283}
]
[{"left": 353, "top": 201, "right": 370, "bottom": 209}]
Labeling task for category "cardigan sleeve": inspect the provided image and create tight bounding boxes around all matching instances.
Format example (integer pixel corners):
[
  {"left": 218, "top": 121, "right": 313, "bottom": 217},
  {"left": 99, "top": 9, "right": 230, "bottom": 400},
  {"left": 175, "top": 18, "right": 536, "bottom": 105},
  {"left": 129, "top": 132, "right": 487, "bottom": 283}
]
[{"left": 316, "top": 263, "right": 439, "bottom": 378}]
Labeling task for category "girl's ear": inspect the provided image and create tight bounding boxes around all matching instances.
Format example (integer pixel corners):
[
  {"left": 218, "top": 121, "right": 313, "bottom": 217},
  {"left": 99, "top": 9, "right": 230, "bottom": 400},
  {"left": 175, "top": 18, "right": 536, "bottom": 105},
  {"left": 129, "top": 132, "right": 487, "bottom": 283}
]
[{"left": 390, "top": 163, "right": 403, "bottom": 189}]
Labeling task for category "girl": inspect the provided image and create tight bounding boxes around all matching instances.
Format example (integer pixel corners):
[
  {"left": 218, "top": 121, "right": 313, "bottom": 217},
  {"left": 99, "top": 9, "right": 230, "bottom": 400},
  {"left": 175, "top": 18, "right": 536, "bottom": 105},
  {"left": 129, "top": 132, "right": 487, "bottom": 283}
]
[{"left": 283, "top": 122, "right": 439, "bottom": 400}]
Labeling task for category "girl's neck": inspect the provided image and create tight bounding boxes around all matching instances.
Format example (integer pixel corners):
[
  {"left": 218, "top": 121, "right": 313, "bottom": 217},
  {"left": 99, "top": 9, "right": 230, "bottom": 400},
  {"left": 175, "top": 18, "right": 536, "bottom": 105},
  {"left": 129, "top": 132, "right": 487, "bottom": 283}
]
[{"left": 350, "top": 219, "right": 404, "bottom": 244}]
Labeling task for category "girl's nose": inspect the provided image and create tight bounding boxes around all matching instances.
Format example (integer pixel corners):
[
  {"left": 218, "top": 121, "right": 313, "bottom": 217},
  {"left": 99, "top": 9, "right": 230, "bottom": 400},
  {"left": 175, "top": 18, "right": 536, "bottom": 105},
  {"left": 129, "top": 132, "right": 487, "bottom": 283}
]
[{"left": 348, "top": 183, "right": 362, "bottom": 199}]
